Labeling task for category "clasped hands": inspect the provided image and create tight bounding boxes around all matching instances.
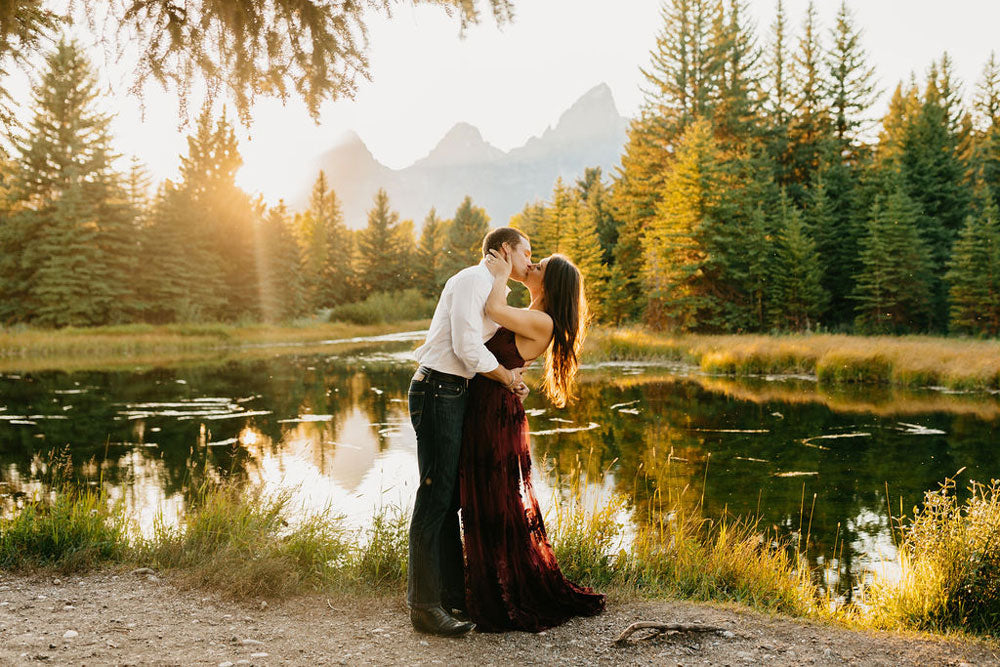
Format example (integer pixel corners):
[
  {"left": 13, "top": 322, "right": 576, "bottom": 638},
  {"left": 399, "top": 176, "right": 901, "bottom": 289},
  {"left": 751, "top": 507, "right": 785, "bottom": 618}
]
[{"left": 506, "top": 367, "right": 529, "bottom": 400}]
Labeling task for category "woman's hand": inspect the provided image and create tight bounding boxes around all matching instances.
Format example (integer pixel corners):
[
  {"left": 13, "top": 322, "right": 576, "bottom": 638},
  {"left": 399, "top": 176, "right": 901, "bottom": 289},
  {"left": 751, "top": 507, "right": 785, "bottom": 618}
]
[{"left": 485, "top": 248, "right": 512, "bottom": 281}]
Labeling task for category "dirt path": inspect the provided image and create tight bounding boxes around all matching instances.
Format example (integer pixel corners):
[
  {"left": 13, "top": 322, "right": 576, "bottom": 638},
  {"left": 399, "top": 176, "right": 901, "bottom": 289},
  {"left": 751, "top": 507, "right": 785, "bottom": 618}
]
[{"left": 0, "top": 570, "right": 996, "bottom": 666}]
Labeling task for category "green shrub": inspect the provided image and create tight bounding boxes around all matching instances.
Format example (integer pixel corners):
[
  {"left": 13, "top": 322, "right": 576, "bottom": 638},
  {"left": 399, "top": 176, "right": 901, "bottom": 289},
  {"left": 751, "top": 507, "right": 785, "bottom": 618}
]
[
  {"left": 0, "top": 488, "right": 129, "bottom": 571},
  {"left": 328, "top": 289, "right": 436, "bottom": 325},
  {"left": 550, "top": 491, "right": 626, "bottom": 588},
  {"left": 353, "top": 506, "right": 409, "bottom": 587},
  {"left": 139, "top": 485, "right": 351, "bottom": 598}
]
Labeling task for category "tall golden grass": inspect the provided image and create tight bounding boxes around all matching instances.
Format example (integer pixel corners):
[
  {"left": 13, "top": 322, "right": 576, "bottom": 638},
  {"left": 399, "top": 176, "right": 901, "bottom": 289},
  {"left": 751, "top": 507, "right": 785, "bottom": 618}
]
[
  {"left": 5, "top": 321, "right": 999, "bottom": 390},
  {"left": 863, "top": 475, "right": 1000, "bottom": 635},
  {"left": 544, "top": 452, "right": 820, "bottom": 617}
]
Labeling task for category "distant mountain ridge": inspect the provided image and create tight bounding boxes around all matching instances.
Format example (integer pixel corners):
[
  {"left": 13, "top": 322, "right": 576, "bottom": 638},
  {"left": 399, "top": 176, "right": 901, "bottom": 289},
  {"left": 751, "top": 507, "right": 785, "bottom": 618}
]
[{"left": 301, "top": 83, "right": 628, "bottom": 229}]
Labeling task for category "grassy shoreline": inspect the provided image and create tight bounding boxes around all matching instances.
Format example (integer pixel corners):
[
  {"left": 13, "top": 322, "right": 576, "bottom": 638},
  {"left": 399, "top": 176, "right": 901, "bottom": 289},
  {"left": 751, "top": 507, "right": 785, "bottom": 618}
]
[
  {"left": 2, "top": 322, "right": 999, "bottom": 392},
  {"left": 2, "top": 475, "right": 997, "bottom": 639},
  {"left": 584, "top": 328, "right": 1000, "bottom": 391}
]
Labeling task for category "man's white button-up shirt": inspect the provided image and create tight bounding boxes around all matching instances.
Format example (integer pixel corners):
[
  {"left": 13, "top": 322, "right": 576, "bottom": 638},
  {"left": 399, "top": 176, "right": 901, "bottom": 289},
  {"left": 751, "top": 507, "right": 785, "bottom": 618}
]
[{"left": 413, "top": 260, "right": 505, "bottom": 378}]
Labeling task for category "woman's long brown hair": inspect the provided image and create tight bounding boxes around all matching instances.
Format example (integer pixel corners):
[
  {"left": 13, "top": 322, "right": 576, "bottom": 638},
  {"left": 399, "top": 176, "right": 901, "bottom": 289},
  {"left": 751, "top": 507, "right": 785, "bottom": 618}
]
[{"left": 540, "top": 254, "right": 588, "bottom": 408}]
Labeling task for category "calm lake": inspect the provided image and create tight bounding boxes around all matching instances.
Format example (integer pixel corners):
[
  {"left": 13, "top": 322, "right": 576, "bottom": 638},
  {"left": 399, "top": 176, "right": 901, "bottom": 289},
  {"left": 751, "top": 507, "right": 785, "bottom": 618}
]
[{"left": 2, "top": 332, "right": 998, "bottom": 597}]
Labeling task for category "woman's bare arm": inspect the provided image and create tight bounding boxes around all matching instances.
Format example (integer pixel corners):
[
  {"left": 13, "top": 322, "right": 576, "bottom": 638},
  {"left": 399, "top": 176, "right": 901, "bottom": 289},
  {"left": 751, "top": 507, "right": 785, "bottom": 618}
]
[{"left": 484, "top": 251, "right": 553, "bottom": 343}]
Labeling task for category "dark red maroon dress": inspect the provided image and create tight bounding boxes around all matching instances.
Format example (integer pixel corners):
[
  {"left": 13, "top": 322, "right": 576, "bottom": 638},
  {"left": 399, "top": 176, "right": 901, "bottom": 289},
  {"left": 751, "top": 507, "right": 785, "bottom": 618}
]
[{"left": 459, "top": 327, "right": 605, "bottom": 632}]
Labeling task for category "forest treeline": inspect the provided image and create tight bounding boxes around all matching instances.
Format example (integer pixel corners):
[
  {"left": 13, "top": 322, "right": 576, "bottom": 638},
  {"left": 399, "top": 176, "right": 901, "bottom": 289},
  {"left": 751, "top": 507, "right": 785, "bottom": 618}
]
[
  {"left": 600, "top": 0, "right": 1000, "bottom": 335},
  {"left": 2, "top": 0, "right": 1000, "bottom": 335}
]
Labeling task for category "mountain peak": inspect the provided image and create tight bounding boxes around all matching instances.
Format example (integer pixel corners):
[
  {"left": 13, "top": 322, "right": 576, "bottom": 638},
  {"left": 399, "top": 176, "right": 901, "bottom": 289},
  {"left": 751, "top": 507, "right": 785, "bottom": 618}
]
[
  {"left": 334, "top": 129, "right": 365, "bottom": 147},
  {"left": 577, "top": 83, "right": 617, "bottom": 109},
  {"left": 554, "top": 83, "right": 622, "bottom": 136},
  {"left": 444, "top": 121, "right": 484, "bottom": 142},
  {"left": 509, "top": 83, "right": 626, "bottom": 163},
  {"left": 416, "top": 121, "right": 504, "bottom": 168}
]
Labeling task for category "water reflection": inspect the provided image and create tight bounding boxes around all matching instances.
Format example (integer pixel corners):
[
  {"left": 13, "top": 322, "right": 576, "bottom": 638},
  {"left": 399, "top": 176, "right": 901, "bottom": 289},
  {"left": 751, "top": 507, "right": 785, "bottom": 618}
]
[{"left": 0, "top": 344, "right": 998, "bottom": 598}]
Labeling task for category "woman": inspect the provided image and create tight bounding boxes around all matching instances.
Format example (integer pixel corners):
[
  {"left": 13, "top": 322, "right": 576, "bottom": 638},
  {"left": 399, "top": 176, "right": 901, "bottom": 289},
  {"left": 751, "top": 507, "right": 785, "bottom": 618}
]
[{"left": 458, "top": 249, "right": 605, "bottom": 633}]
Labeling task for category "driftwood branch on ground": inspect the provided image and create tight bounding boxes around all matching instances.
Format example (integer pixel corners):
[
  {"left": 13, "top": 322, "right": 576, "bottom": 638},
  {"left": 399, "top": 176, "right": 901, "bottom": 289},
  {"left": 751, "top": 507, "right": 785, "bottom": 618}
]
[{"left": 613, "top": 621, "right": 728, "bottom": 647}]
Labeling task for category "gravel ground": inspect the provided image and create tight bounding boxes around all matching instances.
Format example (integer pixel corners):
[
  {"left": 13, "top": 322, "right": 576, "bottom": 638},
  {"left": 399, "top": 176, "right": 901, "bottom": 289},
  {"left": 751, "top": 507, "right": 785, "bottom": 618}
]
[{"left": 0, "top": 569, "right": 996, "bottom": 666}]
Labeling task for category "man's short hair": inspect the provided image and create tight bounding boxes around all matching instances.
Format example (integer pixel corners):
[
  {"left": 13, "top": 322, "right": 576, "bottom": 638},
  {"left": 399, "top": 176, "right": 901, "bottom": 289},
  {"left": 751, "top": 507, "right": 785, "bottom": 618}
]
[{"left": 482, "top": 227, "right": 528, "bottom": 257}]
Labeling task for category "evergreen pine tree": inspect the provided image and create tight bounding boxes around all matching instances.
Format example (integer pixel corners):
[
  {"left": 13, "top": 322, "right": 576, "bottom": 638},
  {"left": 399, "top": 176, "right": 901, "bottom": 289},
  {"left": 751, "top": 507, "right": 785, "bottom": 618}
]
[
  {"left": 785, "top": 1, "right": 834, "bottom": 198},
  {"left": 768, "top": 191, "right": 827, "bottom": 330},
  {"left": 980, "top": 123, "right": 1000, "bottom": 214},
  {"left": 642, "top": 119, "right": 724, "bottom": 330},
  {"left": 139, "top": 182, "right": 206, "bottom": 322},
  {"left": 0, "top": 157, "right": 19, "bottom": 321},
  {"left": 900, "top": 68, "right": 973, "bottom": 328},
  {"left": 559, "top": 187, "right": 608, "bottom": 320},
  {"left": 721, "top": 143, "right": 789, "bottom": 331},
  {"left": 575, "top": 167, "right": 603, "bottom": 200},
  {"left": 24, "top": 181, "right": 100, "bottom": 326},
  {"left": 394, "top": 217, "right": 417, "bottom": 289},
  {"left": 956, "top": 110, "right": 978, "bottom": 185},
  {"left": 932, "top": 54, "right": 966, "bottom": 133},
  {"left": 698, "top": 0, "right": 770, "bottom": 327},
  {"left": 974, "top": 52, "right": 1000, "bottom": 128},
  {"left": 533, "top": 179, "right": 577, "bottom": 258},
  {"left": 972, "top": 52, "right": 1000, "bottom": 210},
  {"left": 876, "top": 80, "right": 921, "bottom": 165},
  {"left": 740, "top": 204, "right": 773, "bottom": 330},
  {"left": 0, "top": 182, "right": 35, "bottom": 323},
  {"left": 303, "top": 170, "right": 352, "bottom": 308},
  {"left": 643, "top": 0, "right": 725, "bottom": 137},
  {"left": 125, "top": 155, "right": 153, "bottom": 213},
  {"left": 167, "top": 108, "right": 255, "bottom": 320},
  {"left": 415, "top": 208, "right": 446, "bottom": 296},
  {"left": 766, "top": 0, "right": 792, "bottom": 125},
  {"left": 825, "top": 0, "right": 879, "bottom": 153},
  {"left": 603, "top": 210, "right": 646, "bottom": 324},
  {"left": 258, "top": 201, "right": 307, "bottom": 322},
  {"left": 6, "top": 40, "right": 139, "bottom": 326},
  {"left": 853, "top": 179, "right": 933, "bottom": 333},
  {"left": 192, "top": 111, "right": 258, "bottom": 320},
  {"left": 611, "top": 114, "right": 668, "bottom": 258},
  {"left": 577, "top": 168, "right": 619, "bottom": 266},
  {"left": 610, "top": 0, "right": 729, "bottom": 322},
  {"left": 762, "top": 0, "right": 795, "bottom": 189},
  {"left": 440, "top": 195, "right": 489, "bottom": 278},
  {"left": 356, "top": 188, "right": 409, "bottom": 295},
  {"left": 711, "top": 0, "right": 762, "bottom": 144},
  {"left": 510, "top": 201, "right": 545, "bottom": 245},
  {"left": 946, "top": 186, "right": 1000, "bottom": 335},
  {"left": 806, "top": 168, "right": 859, "bottom": 326}
]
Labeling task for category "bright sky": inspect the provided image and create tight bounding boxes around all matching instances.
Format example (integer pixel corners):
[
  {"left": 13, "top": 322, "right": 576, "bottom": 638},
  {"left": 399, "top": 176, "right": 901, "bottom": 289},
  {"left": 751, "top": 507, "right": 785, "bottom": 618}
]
[{"left": 6, "top": 1, "right": 1000, "bottom": 205}]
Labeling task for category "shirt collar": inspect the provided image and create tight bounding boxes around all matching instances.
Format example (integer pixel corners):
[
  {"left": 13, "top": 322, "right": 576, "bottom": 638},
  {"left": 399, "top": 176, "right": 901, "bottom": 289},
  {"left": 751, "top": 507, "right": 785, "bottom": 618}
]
[{"left": 477, "top": 258, "right": 512, "bottom": 296}]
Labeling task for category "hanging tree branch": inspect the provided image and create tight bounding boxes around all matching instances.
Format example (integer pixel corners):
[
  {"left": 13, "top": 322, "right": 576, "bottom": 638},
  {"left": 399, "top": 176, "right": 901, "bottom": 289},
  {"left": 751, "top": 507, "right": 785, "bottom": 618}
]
[{"left": 1, "top": 0, "right": 515, "bottom": 126}]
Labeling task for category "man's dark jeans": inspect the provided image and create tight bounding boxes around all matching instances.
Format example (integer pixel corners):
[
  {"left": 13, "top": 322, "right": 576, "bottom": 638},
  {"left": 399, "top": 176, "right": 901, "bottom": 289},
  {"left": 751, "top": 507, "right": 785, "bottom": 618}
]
[{"left": 407, "top": 372, "right": 468, "bottom": 610}]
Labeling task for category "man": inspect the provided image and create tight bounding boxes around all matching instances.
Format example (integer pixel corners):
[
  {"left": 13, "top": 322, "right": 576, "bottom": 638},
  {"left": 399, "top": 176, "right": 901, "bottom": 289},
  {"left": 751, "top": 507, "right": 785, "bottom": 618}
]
[{"left": 407, "top": 227, "right": 533, "bottom": 636}]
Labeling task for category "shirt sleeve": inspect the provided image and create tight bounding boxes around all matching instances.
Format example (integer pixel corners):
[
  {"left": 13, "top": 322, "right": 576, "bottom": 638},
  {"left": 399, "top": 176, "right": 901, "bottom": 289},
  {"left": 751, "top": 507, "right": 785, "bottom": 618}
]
[{"left": 449, "top": 272, "right": 500, "bottom": 375}]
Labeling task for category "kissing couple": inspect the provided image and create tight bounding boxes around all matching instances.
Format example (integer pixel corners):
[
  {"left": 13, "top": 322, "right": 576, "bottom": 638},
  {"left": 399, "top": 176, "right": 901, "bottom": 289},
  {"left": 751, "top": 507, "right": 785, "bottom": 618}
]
[{"left": 406, "top": 226, "right": 605, "bottom": 636}]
